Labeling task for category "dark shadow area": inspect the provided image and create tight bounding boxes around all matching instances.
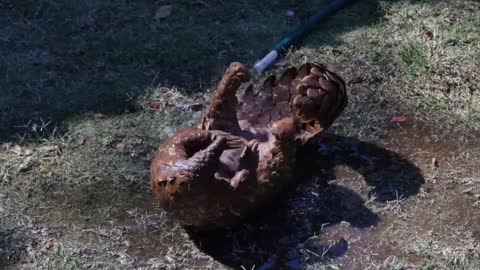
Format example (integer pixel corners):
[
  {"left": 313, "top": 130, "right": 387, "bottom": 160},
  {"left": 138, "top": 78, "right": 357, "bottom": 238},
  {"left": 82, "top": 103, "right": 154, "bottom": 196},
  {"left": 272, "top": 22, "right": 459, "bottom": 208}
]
[
  {"left": 189, "top": 134, "right": 424, "bottom": 269},
  {"left": 297, "top": 134, "right": 425, "bottom": 202},
  {"left": 0, "top": 0, "right": 448, "bottom": 142}
]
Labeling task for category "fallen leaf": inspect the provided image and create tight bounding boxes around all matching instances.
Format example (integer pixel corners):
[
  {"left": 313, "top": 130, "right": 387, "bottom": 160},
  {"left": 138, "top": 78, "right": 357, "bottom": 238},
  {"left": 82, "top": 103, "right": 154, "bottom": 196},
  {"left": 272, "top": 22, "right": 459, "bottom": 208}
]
[
  {"left": 155, "top": 5, "right": 172, "bottom": 20},
  {"left": 41, "top": 239, "right": 55, "bottom": 251},
  {"left": 390, "top": 115, "right": 408, "bottom": 123},
  {"left": 145, "top": 102, "right": 161, "bottom": 111},
  {"left": 116, "top": 143, "right": 126, "bottom": 152},
  {"left": 75, "top": 135, "right": 86, "bottom": 145}
]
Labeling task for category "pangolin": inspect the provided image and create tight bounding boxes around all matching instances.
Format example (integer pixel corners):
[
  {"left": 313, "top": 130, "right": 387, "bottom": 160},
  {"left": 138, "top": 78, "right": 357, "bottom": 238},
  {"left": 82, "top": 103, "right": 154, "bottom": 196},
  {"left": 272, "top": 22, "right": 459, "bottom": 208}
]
[{"left": 150, "top": 62, "right": 347, "bottom": 229}]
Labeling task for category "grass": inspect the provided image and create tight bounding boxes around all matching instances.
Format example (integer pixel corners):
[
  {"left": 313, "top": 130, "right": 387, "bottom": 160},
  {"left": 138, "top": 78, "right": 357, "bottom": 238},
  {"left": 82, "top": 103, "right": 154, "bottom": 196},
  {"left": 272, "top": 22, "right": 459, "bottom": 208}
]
[
  {"left": 400, "top": 40, "right": 428, "bottom": 75},
  {"left": 43, "top": 247, "right": 81, "bottom": 270},
  {"left": 382, "top": 257, "right": 408, "bottom": 270},
  {"left": 1, "top": 0, "right": 480, "bottom": 269}
]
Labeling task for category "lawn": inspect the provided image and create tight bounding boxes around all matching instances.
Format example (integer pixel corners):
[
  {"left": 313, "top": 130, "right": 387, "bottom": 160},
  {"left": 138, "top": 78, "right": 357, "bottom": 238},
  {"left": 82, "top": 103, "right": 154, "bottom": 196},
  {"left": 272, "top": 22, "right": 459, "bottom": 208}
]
[{"left": 1, "top": 0, "right": 479, "bottom": 269}]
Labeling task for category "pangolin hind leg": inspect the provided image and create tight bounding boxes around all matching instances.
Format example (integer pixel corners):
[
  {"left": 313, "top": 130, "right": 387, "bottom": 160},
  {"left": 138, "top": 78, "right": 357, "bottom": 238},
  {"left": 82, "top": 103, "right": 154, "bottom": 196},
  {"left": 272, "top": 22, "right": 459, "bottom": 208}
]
[{"left": 198, "top": 62, "right": 251, "bottom": 135}]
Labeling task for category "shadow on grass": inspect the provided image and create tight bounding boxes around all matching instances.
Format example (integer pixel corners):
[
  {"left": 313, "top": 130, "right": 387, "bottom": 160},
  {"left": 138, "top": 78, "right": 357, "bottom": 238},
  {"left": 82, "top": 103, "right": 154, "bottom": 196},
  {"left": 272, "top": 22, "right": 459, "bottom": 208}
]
[
  {"left": 189, "top": 134, "right": 424, "bottom": 269},
  {"left": 0, "top": 0, "right": 446, "bottom": 142}
]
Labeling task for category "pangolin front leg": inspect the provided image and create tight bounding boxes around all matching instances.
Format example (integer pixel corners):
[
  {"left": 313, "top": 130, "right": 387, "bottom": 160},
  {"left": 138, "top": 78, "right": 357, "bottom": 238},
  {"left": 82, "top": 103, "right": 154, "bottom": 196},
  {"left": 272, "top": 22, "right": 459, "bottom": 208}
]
[{"left": 150, "top": 129, "right": 247, "bottom": 202}]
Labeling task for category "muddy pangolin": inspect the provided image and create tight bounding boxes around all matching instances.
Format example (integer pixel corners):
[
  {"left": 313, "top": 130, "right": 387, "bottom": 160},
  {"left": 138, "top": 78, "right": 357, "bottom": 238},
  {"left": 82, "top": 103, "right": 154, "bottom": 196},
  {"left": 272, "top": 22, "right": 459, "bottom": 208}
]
[{"left": 150, "top": 62, "right": 347, "bottom": 229}]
